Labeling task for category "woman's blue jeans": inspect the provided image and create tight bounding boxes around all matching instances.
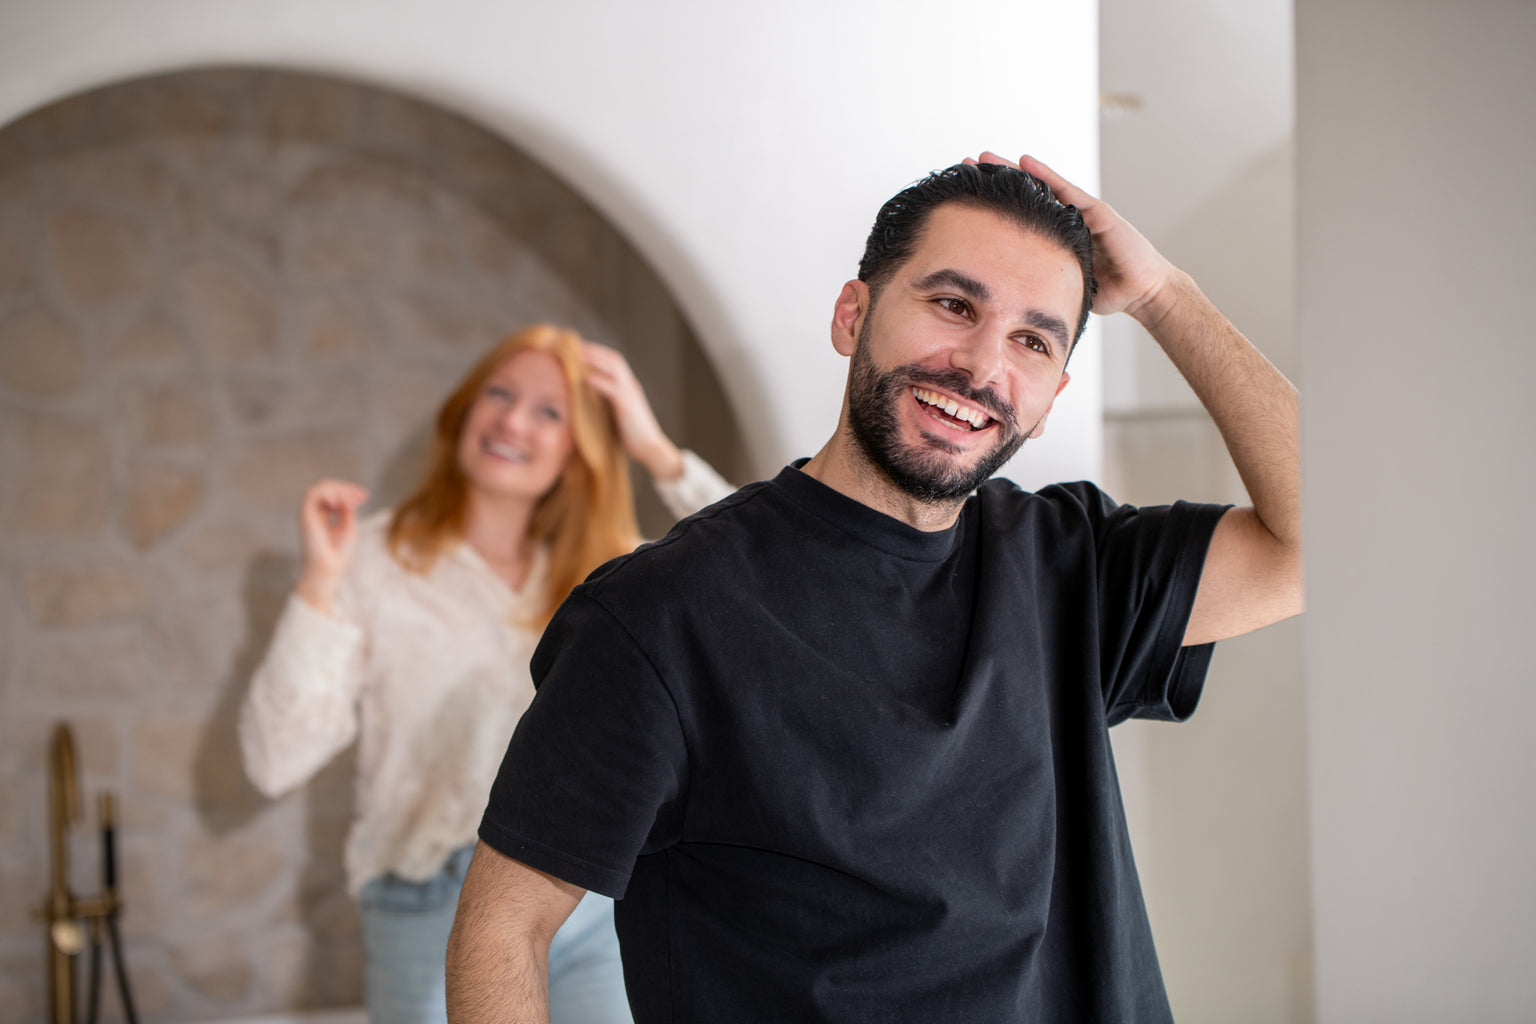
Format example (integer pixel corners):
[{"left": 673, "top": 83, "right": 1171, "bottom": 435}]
[{"left": 357, "top": 844, "right": 632, "bottom": 1024}]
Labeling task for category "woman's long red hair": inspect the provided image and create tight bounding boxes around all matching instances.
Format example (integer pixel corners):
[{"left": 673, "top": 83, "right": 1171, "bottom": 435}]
[{"left": 386, "top": 325, "right": 641, "bottom": 627}]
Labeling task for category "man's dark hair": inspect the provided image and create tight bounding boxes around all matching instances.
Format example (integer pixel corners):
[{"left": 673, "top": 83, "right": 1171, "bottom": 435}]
[{"left": 858, "top": 162, "right": 1098, "bottom": 345}]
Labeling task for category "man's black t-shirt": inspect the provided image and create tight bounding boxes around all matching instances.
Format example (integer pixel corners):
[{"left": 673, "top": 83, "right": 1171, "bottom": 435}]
[{"left": 480, "top": 464, "right": 1227, "bottom": 1022}]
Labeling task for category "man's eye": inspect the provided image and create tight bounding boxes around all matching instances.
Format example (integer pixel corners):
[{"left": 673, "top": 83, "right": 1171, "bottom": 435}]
[
  {"left": 1017, "top": 335, "right": 1048, "bottom": 354},
  {"left": 937, "top": 297, "right": 971, "bottom": 317}
]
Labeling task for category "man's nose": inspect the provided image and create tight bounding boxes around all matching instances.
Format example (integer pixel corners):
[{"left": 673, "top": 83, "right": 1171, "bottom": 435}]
[{"left": 949, "top": 329, "right": 1006, "bottom": 387}]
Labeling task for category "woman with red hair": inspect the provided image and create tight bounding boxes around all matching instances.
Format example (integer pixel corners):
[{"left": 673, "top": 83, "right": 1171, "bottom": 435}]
[{"left": 240, "top": 325, "right": 731, "bottom": 1023}]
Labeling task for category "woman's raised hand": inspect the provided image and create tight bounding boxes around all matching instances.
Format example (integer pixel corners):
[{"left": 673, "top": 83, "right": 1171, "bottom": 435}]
[
  {"left": 294, "top": 478, "right": 369, "bottom": 614},
  {"left": 580, "top": 341, "right": 685, "bottom": 482}
]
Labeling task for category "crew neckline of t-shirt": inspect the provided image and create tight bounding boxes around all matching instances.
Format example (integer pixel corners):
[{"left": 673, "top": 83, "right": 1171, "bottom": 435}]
[{"left": 771, "top": 460, "right": 963, "bottom": 562}]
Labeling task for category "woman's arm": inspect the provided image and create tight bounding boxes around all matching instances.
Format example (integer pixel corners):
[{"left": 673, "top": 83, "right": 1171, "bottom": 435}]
[
  {"left": 239, "top": 479, "right": 371, "bottom": 796},
  {"left": 652, "top": 449, "right": 736, "bottom": 519},
  {"left": 581, "top": 341, "right": 736, "bottom": 518},
  {"left": 238, "top": 593, "right": 366, "bottom": 796}
]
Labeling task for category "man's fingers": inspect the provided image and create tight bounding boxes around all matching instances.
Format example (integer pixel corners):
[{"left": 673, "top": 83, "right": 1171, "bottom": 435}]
[
  {"left": 961, "top": 152, "right": 1095, "bottom": 209},
  {"left": 961, "top": 151, "right": 1021, "bottom": 171},
  {"left": 1017, "top": 154, "right": 1095, "bottom": 210},
  {"left": 977, "top": 150, "right": 1018, "bottom": 170}
]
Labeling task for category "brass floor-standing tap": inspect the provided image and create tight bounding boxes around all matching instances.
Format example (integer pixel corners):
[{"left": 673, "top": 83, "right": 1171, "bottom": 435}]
[{"left": 38, "top": 723, "right": 137, "bottom": 1024}]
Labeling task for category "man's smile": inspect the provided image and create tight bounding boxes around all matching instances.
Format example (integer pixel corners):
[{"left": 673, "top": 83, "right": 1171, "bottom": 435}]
[{"left": 910, "top": 386, "right": 994, "bottom": 432}]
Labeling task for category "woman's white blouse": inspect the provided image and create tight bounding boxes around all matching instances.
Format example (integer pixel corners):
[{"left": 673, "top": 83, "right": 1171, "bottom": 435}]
[{"left": 238, "top": 450, "right": 733, "bottom": 893}]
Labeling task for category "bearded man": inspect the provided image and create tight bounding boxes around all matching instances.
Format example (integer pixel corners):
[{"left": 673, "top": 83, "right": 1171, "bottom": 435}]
[{"left": 445, "top": 153, "right": 1302, "bottom": 1024}]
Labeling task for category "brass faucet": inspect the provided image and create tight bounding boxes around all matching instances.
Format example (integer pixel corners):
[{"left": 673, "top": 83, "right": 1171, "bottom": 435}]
[{"left": 38, "top": 723, "right": 130, "bottom": 1024}]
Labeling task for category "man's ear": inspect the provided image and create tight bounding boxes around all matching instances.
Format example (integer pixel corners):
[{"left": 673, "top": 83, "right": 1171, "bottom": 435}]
[
  {"left": 1027, "top": 372, "right": 1072, "bottom": 439},
  {"left": 830, "top": 280, "right": 869, "bottom": 358}
]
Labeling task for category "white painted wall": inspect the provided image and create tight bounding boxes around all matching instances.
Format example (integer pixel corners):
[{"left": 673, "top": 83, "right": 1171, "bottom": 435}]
[
  {"left": 1297, "top": 1, "right": 1536, "bottom": 1020},
  {"left": 0, "top": 0, "right": 1100, "bottom": 487}
]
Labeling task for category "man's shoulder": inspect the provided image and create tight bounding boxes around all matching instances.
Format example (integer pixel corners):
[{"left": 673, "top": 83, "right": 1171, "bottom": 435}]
[
  {"left": 583, "top": 476, "right": 787, "bottom": 593},
  {"left": 973, "top": 477, "right": 1230, "bottom": 570},
  {"left": 972, "top": 477, "right": 1117, "bottom": 530}
]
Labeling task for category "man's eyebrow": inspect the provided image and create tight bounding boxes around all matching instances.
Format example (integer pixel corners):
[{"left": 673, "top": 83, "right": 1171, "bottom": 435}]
[
  {"left": 1024, "top": 310, "right": 1072, "bottom": 356},
  {"left": 911, "top": 268, "right": 991, "bottom": 303}
]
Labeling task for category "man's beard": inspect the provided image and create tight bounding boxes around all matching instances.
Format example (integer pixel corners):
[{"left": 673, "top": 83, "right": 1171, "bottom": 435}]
[{"left": 846, "top": 321, "right": 1028, "bottom": 504}]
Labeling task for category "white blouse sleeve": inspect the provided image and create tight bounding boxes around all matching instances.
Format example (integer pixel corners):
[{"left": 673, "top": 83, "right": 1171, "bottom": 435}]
[
  {"left": 651, "top": 448, "right": 736, "bottom": 520},
  {"left": 238, "top": 591, "right": 366, "bottom": 798}
]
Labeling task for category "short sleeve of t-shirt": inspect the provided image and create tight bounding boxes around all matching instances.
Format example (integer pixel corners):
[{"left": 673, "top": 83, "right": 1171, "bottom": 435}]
[
  {"left": 477, "top": 591, "right": 689, "bottom": 898},
  {"left": 1032, "top": 482, "right": 1227, "bottom": 725}
]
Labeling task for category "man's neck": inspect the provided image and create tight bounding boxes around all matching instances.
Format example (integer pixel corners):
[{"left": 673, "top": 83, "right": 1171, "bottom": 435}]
[{"left": 800, "top": 431, "right": 967, "bottom": 533}]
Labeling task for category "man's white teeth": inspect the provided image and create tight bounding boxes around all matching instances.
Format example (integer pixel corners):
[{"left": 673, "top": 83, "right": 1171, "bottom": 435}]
[{"left": 912, "top": 387, "right": 990, "bottom": 429}]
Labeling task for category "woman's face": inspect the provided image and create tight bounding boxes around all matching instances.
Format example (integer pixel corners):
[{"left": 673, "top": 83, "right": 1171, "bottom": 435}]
[{"left": 456, "top": 348, "right": 577, "bottom": 505}]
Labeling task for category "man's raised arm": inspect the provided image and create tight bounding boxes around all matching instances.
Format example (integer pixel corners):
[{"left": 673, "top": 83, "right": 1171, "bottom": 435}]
[
  {"left": 446, "top": 841, "right": 586, "bottom": 1024},
  {"left": 976, "top": 152, "right": 1303, "bottom": 645}
]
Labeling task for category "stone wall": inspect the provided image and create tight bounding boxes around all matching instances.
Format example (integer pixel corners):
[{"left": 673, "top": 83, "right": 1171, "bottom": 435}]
[{"left": 0, "top": 68, "right": 744, "bottom": 1023}]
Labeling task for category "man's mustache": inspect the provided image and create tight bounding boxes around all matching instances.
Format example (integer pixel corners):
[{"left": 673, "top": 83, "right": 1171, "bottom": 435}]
[{"left": 894, "top": 365, "right": 1018, "bottom": 432}]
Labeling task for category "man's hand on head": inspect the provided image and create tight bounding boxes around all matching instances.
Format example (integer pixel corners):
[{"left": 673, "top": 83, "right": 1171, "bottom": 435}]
[
  {"left": 962, "top": 152, "right": 1183, "bottom": 331},
  {"left": 958, "top": 153, "right": 1302, "bottom": 643}
]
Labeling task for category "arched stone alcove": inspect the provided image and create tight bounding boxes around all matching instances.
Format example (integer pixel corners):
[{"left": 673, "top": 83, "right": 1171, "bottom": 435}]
[{"left": 0, "top": 66, "right": 746, "bottom": 1021}]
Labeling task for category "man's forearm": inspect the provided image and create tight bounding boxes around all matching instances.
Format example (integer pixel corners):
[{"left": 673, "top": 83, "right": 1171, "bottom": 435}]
[{"left": 1132, "top": 268, "right": 1301, "bottom": 549}]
